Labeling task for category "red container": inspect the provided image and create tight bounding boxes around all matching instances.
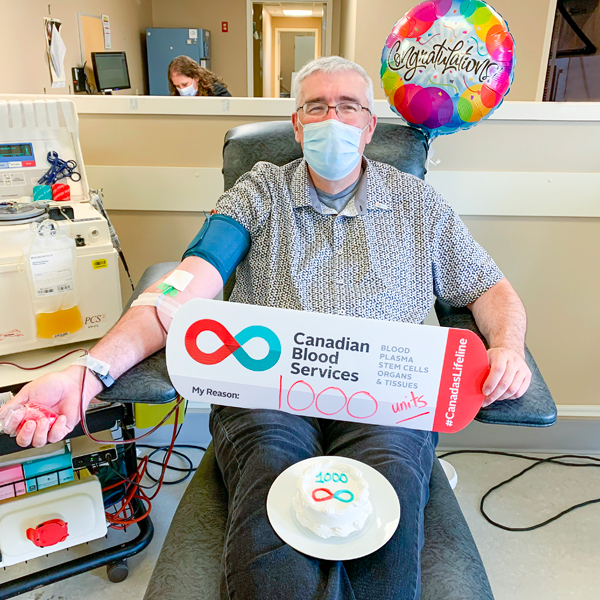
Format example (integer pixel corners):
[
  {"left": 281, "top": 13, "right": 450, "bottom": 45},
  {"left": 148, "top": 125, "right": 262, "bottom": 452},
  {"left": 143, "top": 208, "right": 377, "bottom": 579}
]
[{"left": 52, "top": 183, "right": 71, "bottom": 202}]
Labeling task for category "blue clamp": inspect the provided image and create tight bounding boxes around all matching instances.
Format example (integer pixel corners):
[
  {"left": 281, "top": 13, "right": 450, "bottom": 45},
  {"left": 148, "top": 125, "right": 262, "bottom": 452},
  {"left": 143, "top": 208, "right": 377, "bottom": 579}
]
[{"left": 38, "top": 151, "right": 81, "bottom": 185}]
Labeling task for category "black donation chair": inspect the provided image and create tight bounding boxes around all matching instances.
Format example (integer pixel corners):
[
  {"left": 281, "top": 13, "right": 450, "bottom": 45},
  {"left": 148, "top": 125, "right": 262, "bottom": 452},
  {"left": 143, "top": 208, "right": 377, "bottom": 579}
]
[{"left": 98, "top": 121, "right": 556, "bottom": 600}]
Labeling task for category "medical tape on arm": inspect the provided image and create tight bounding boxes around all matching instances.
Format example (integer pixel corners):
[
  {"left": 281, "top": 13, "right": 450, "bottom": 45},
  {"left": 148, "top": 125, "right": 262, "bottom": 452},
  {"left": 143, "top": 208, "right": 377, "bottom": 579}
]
[
  {"left": 72, "top": 354, "right": 111, "bottom": 375},
  {"left": 130, "top": 292, "right": 181, "bottom": 318}
]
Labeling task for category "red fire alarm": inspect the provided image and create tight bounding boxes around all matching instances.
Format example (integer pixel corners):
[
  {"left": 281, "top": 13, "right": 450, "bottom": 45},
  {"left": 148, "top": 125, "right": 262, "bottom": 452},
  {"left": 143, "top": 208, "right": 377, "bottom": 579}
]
[{"left": 222, "top": 21, "right": 228, "bottom": 33}]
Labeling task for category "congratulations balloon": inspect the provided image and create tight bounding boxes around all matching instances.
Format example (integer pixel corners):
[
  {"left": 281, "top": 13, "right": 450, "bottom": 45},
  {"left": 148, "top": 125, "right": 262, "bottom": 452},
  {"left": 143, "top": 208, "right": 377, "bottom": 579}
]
[{"left": 381, "top": 0, "right": 515, "bottom": 141}]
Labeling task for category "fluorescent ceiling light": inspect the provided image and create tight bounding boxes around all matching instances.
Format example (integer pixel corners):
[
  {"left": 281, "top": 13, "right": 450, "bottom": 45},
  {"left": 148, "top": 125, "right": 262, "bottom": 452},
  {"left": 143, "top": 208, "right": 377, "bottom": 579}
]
[{"left": 283, "top": 9, "right": 313, "bottom": 16}]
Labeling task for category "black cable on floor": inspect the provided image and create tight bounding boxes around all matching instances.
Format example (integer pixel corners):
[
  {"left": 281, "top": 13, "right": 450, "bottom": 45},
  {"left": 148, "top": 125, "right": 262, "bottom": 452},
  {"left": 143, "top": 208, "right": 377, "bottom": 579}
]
[
  {"left": 143, "top": 448, "right": 194, "bottom": 485},
  {"left": 438, "top": 450, "right": 600, "bottom": 532},
  {"left": 137, "top": 444, "right": 207, "bottom": 485}
]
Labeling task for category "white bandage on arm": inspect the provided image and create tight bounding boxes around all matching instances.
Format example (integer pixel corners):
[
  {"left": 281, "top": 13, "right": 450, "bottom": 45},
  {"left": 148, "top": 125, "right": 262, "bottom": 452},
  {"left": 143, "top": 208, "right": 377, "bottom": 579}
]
[
  {"left": 130, "top": 292, "right": 181, "bottom": 318},
  {"left": 162, "top": 270, "right": 194, "bottom": 292},
  {"left": 72, "top": 354, "right": 111, "bottom": 375}
]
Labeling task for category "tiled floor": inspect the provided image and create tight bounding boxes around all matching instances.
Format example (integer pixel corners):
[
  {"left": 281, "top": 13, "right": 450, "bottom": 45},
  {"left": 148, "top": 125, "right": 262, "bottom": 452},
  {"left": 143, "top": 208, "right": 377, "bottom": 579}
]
[{"left": 3, "top": 451, "right": 600, "bottom": 599}]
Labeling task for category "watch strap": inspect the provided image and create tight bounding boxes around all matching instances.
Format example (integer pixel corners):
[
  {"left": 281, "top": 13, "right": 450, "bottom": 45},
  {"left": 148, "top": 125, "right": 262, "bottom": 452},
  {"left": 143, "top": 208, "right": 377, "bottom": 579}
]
[
  {"left": 90, "top": 369, "right": 115, "bottom": 389},
  {"left": 72, "top": 354, "right": 115, "bottom": 389}
]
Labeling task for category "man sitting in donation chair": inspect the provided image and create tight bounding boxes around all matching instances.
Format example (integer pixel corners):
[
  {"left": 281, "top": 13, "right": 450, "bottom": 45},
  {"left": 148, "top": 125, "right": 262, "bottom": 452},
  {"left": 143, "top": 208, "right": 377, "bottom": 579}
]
[{"left": 4, "top": 57, "right": 555, "bottom": 600}]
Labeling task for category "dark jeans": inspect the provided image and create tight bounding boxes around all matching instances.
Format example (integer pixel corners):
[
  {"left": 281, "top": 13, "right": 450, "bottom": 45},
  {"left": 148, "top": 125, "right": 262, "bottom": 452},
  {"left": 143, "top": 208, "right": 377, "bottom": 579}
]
[{"left": 210, "top": 406, "right": 438, "bottom": 600}]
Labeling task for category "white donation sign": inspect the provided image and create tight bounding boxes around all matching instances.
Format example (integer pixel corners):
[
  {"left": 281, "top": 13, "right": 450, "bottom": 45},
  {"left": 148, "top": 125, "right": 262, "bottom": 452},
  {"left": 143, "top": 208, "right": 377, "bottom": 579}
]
[{"left": 166, "top": 299, "right": 490, "bottom": 433}]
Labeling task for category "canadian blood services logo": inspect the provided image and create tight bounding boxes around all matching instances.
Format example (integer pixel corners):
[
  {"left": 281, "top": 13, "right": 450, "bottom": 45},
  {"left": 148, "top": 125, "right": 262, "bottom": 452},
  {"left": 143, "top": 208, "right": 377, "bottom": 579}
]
[{"left": 184, "top": 319, "right": 281, "bottom": 372}]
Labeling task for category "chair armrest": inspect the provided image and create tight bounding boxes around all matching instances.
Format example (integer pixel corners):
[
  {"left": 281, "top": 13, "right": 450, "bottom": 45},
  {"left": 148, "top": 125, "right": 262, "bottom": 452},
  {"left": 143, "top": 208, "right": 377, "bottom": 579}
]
[
  {"left": 434, "top": 299, "right": 556, "bottom": 427},
  {"left": 96, "top": 349, "right": 176, "bottom": 404},
  {"left": 96, "top": 262, "right": 179, "bottom": 404}
]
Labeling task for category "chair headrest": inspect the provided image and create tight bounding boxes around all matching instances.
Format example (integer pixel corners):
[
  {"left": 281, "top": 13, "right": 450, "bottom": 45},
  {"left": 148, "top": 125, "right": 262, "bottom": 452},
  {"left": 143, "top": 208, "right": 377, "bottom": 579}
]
[{"left": 222, "top": 121, "right": 428, "bottom": 191}]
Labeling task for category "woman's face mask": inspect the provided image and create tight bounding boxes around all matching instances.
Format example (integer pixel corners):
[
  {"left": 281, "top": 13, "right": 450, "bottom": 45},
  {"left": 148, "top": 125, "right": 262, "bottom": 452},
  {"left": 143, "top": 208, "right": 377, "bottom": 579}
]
[
  {"left": 299, "top": 119, "right": 368, "bottom": 181},
  {"left": 171, "top": 71, "right": 198, "bottom": 96},
  {"left": 178, "top": 81, "right": 197, "bottom": 96}
]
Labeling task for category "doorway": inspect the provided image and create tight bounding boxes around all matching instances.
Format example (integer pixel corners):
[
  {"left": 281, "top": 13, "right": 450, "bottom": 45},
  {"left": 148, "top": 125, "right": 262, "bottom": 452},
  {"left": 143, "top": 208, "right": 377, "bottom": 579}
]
[
  {"left": 77, "top": 13, "right": 104, "bottom": 92},
  {"left": 275, "top": 29, "right": 319, "bottom": 97},
  {"left": 248, "top": 1, "right": 332, "bottom": 97},
  {"left": 544, "top": 0, "right": 600, "bottom": 100}
]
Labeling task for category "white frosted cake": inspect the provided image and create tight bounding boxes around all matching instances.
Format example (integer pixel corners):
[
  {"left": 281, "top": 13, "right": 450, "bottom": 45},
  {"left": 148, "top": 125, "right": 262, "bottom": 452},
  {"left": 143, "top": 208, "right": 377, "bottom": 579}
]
[{"left": 292, "top": 459, "right": 372, "bottom": 539}]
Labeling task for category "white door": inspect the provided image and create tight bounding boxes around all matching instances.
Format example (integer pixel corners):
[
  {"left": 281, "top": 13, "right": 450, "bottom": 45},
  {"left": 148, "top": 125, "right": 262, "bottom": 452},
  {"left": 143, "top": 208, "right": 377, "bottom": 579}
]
[
  {"left": 295, "top": 35, "right": 315, "bottom": 72},
  {"left": 277, "top": 31, "right": 316, "bottom": 97}
]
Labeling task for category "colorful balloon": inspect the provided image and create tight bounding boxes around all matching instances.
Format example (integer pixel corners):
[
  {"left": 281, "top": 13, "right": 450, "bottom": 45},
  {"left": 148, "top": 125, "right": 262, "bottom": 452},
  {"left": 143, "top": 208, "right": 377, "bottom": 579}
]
[{"left": 381, "top": 0, "right": 515, "bottom": 141}]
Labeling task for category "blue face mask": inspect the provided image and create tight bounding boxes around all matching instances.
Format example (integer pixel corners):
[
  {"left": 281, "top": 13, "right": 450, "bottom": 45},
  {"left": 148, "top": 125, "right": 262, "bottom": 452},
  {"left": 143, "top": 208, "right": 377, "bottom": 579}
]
[
  {"left": 179, "top": 82, "right": 197, "bottom": 96},
  {"left": 300, "top": 119, "right": 367, "bottom": 181}
]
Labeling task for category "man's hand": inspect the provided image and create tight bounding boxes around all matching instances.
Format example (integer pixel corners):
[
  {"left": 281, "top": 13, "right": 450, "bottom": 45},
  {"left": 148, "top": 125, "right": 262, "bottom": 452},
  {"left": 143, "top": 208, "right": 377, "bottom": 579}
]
[
  {"left": 0, "top": 366, "right": 100, "bottom": 448},
  {"left": 467, "top": 278, "right": 532, "bottom": 407},
  {"left": 482, "top": 347, "right": 532, "bottom": 407}
]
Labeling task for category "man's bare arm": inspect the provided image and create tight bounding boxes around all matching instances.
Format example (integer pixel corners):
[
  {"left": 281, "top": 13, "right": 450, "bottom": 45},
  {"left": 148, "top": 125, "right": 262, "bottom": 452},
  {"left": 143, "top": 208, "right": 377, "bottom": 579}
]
[
  {"left": 4, "top": 256, "right": 223, "bottom": 447},
  {"left": 90, "top": 257, "right": 222, "bottom": 378},
  {"left": 467, "top": 277, "right": 532, "bottom": 406}
]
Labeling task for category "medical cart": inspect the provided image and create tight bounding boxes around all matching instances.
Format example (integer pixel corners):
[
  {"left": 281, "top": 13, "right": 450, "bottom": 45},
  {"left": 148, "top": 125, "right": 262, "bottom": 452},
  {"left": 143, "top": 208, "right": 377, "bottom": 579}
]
[{"left": 0, "top": 395, "right": 153, "bottom": 599}]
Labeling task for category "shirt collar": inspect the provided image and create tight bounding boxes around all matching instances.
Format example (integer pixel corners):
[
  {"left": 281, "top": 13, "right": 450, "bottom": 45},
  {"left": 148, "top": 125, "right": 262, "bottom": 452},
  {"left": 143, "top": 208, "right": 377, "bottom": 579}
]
[{"left": 291, "top": 157, "right": 393, "bottom": 216}]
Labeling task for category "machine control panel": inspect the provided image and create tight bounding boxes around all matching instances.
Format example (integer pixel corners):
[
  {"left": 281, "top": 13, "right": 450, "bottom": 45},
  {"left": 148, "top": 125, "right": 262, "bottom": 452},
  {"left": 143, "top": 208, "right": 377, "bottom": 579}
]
[{"left": 0, "top": 142, "right": 36, "bottom": 168}]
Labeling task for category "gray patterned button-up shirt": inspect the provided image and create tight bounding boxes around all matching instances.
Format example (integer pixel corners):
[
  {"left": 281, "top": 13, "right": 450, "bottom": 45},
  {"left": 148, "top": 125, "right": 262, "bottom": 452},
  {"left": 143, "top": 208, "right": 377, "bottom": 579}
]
[{"left": 216, "top": 157, "right": 503, "bottom": 324}]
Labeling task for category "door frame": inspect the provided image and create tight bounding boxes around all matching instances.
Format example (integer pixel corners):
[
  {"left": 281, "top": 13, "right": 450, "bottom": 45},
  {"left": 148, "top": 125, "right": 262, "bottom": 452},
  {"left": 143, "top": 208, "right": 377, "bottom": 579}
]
[
  {"left": 246, "top": 0, "right": 332, "bottom": 97},
  {"left": 274, "top": 28, "right": 320, "bottom": 98},
  {"left": 77, "top": 12, "right": 102, "bottom": 65}
]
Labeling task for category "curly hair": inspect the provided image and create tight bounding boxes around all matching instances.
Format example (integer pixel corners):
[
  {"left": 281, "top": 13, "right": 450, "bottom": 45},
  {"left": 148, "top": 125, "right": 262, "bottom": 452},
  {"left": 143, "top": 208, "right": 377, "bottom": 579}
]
[{"left": 168, "top": 55, "right": 228, "bottom": 96}]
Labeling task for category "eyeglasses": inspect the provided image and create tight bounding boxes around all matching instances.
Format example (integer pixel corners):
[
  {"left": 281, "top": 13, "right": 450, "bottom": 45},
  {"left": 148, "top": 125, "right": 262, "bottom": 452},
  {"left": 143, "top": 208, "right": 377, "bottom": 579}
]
[{"left": 297, "top": 102, "right": 371, "bottom": 124}]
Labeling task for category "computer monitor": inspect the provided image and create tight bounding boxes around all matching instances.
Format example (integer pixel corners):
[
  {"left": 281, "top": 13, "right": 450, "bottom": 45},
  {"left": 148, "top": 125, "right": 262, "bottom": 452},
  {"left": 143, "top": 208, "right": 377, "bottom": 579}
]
[{"left": 91, "top": 52, "right": 131, "bottom": 93}]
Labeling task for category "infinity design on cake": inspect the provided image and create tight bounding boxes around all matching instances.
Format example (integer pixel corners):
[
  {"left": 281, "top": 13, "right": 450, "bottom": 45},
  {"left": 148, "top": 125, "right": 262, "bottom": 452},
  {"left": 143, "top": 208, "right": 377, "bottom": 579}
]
[
  {"left": 184, "top": 319, "right": 282, "bottom": 371},
  {"left": 292, "top": 459, "right": 373, "bottom": 539},
  {"left": 311, "top": 488, "right": 355, "bottom": 503}
]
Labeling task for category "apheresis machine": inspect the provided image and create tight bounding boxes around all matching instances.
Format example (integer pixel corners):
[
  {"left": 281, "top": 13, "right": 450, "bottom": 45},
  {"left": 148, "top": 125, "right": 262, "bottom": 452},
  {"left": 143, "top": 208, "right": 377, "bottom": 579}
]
[
  {"left": 0, "top": 99, "right": 124, "bottom": 571},
  {"left": 0, "top": 98, "right": 122, "bottom": 356}
]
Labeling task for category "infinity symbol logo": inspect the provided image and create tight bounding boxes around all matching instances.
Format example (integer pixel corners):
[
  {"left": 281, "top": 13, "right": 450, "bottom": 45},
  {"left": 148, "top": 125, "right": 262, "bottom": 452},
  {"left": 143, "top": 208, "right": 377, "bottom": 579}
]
[
  {"left": 185, "top": 319, "right": 281, "bottom": 372},
  {"left": 311, "top": 488, "right": 355, "bottom": 503}
]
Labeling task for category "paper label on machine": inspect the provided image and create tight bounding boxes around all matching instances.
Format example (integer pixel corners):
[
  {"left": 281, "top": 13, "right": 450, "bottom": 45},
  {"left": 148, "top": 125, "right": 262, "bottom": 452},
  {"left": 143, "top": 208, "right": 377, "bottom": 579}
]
[
  {"left": 30, "top": 249, "right": 74, "bottom": 296},
  {"left": 167, "top": 300, "right": 489, "bottom": 433}
]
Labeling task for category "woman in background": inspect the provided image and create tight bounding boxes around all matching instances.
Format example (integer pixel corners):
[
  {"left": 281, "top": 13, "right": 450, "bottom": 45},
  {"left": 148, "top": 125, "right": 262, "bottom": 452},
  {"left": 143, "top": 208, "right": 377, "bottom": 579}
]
[{"left": 168, "top": 55, "right": 231, "bottom": 97}]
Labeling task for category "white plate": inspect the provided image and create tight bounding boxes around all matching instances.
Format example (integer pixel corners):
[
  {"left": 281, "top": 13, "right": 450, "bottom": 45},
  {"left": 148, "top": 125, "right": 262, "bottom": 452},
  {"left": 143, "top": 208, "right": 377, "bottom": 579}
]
[{"left": 266, "top": 456, "right": 400, "bottom": 561}]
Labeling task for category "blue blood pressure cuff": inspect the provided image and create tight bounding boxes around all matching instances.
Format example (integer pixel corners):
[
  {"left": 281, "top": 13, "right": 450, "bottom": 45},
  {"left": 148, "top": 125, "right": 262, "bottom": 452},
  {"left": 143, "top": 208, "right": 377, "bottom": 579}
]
[{"left": 182, "top": 213, "right": 251, "bottom": 282}]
